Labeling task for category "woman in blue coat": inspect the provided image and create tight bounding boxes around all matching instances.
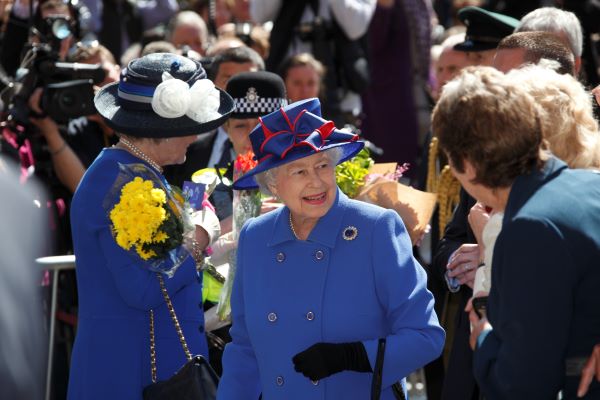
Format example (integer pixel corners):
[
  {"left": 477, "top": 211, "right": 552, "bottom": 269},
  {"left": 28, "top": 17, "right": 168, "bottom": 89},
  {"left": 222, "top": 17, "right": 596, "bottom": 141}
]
[
  {"left": 218, "top": 98, "right": 445, "bottom": 399},
  {"left": 67, "top": 53, "right": 234, "bottom": 399}
]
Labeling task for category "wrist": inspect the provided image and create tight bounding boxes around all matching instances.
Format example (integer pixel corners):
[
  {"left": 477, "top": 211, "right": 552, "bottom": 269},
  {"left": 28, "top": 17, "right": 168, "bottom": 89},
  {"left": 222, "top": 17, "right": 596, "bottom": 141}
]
[
  {"left": 190, "top": 239, "right": 206, "bottom": 271},
  {"left": 50, "top": 140, "right": 67, "bottom": 156}
]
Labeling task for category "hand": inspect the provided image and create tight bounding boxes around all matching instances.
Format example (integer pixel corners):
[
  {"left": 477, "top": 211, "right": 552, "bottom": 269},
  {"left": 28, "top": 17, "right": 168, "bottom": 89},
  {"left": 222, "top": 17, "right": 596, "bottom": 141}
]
[
  {"left": 447, "top": 243, "right": 480, "bottom": 289},
  {"left": 194, "top": 225, "right": 210, "bottom": 251},
  {"left": 468, "top": 202, "right": 490, "bottom": 247},
  {"left": 578, "top": 344, "right": 600, "bottom": 397},
  {"left": 592, "top": 85, "right": 600, "bottom": 107},
  {"left": 466, "top": 296, "right": 492, "bottom": 350},
  {"left": 377, "top": 0, "right": 395, "bottom": 8},
  {"left": 292, "top": 342, "right": 371, "bottom": 381}
]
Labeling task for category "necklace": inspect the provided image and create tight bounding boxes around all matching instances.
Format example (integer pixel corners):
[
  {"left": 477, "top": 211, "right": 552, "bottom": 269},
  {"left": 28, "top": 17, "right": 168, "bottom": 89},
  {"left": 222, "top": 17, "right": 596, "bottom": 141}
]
[
  {"left": 289, "top": 212, "right": 300, "bottom": 240},
  {"left": 119, "top": 137, "right": 163, "bottom": 173}
]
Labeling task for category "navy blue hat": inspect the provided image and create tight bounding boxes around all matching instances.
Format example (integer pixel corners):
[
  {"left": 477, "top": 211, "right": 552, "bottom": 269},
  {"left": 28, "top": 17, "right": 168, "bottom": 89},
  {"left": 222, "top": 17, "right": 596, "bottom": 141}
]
[
  {"left": 226, "top": 71, "right": 288, "bottom": 119},
  {"left": 454, "top": 7, "right": 519, "bottom": 52},
  {"left": 95, "top": 52, "right": 234, "bottom": 138},
  {"left": 233, "top": 98, "right": 364, "bottom": 190}
]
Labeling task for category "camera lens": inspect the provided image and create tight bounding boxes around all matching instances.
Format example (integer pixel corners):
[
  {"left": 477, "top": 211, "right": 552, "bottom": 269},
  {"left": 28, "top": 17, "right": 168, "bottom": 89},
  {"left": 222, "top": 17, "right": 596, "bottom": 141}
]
[{"left": 52, "top": 18, "right": 71, "bottom": 40}]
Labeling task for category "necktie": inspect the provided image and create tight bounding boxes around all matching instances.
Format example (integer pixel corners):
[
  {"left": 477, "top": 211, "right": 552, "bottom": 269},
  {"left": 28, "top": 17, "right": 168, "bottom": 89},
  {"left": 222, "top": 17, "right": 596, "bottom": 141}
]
[{"left": 216, "top": 139, "right": 233, "bottom": 169}]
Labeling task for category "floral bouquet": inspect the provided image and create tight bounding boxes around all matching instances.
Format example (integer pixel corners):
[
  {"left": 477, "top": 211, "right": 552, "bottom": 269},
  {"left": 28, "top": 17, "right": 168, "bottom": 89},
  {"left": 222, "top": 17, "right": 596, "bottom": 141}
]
[
  {"left": 217, "top": 151, "right": 262, "bottom": 320},
  {"left": 336, "top": 149, "right": 437, "bottom": 245},
  {"left": 104, "top": 163, "right": 195, "bottom": 278}
]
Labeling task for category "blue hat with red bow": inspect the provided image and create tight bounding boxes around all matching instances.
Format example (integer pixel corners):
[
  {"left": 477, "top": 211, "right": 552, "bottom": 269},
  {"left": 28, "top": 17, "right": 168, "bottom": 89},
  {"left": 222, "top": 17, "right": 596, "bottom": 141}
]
[{"left": 233, "top": 98, "right": 364, "bottom": 189}]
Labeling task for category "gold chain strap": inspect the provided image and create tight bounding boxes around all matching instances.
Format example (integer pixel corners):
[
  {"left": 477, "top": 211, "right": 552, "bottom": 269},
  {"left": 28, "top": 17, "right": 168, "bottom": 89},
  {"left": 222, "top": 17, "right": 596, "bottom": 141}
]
[
  {"left": 149, "top": 310, "right": 157, "bottom": 382},
  {"left": 149, "top": 273, "right": 192, "bottom": 383}
]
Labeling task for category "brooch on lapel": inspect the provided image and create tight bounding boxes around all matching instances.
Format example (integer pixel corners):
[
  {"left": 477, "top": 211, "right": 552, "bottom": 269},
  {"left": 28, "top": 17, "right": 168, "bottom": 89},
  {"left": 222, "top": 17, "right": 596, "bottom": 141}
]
[{"left": 342, "top": 226, "right": 358, "bottom": 241}]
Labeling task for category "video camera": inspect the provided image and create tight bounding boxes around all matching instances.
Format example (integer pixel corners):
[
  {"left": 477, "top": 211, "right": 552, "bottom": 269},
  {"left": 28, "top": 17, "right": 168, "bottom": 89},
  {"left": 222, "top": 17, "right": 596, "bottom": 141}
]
[{"left": 7, "top": 15, "right": 105, "bottom": 124}]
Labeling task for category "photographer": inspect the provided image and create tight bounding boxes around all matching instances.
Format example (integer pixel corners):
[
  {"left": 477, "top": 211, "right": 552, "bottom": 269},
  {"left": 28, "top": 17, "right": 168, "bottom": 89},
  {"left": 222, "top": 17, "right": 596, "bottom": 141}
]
[
  {"left": 0, "top": 0, "right": 89, "bottom": 78},
  {"left": 251, "top": 0, "right": 376, "bottom": 125},
  {"left": 28, "top": 41, "right": 119, "bottom": 193}
]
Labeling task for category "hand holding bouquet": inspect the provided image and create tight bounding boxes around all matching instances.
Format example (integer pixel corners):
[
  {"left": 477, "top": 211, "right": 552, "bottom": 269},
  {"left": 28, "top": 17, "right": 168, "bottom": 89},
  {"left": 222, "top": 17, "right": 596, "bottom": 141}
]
[{"left": 105, "top": 163, "right": 195, "bottom": 277}]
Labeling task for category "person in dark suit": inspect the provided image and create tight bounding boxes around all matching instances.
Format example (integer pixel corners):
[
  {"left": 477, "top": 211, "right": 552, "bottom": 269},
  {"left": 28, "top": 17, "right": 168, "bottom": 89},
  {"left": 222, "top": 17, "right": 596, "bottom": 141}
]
[
  {"left": 163, "top": 46, "right": 265, "bottom": 191},
  {"left": 432, "top": 65, "right": 600, "bottom": 399},
  {"left": 428, "top": 8, "right": 519, "bottom": 400}
]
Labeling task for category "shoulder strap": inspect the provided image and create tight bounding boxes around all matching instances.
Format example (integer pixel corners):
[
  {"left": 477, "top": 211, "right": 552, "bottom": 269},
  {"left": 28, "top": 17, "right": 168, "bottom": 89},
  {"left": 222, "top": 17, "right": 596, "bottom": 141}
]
[
  {"left": 371, "top": 338, "right": 386, "bottom": 399},
  {"left": 149, "top": 273, "right": 192, "bottom": 383}
]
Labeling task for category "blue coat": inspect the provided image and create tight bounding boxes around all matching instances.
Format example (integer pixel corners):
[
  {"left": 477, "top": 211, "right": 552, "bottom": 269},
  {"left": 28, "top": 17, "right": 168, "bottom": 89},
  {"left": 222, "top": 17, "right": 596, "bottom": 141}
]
[
  {"left": 218, "top": 189, "right": 445, "bottom": 399},
  {"left": 68, "top": 148, "right": 208, "bottom": 400},
  {"left": 474, "top": 158, "right": 600, "bottom": 399}
]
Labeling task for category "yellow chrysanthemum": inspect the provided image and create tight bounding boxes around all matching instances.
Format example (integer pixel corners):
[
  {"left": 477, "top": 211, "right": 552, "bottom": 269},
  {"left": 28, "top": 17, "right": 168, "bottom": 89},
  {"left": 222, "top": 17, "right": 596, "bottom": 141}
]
[{"left": 109, "top": 177, "right": 175, "bottom": 259}]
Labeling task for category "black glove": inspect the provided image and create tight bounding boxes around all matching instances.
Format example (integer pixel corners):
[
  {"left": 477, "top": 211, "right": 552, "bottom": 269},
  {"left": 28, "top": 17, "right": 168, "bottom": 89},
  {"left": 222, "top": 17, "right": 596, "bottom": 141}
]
[{"left": 292, "top": 342, "right": 372, "bottom": 381}]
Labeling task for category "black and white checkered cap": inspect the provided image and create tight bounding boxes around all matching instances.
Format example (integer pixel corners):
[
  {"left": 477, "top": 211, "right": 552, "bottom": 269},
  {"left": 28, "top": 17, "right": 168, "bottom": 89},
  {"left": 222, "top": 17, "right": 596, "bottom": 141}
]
[
  {"left": 234, "top": 97, "right": 288, "bottom": 116},
  {"left": 226, "top": 71, "right": 288, "bottom": 119}
]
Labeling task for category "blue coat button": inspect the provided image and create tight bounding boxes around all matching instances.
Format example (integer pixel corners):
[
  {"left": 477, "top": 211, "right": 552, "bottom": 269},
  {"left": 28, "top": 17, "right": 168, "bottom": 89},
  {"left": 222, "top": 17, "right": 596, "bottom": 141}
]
[
  {"left": 306, "top": 311, "right": 315, "bottom": 321},
  {"left": 312, "top": 380, "right": 319, "bottom": 386},
  {"left": 276, "top": 252, "right": 285, "bottom": 262},
  {"left": 315, "top": 250, "right": 324, "bottom": 260},
  {"left": 276, "top": 375, "right": 284, "bottom": 386},
  {"left": 268, "top": 312, "right": 278, "bottom": 322}
]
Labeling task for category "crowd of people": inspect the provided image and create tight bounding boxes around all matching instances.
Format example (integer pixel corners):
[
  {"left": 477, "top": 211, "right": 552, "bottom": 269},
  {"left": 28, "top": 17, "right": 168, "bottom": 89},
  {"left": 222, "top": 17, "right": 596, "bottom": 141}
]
[{"left": 1, "top": 0, "right": 600, "bottom": 399}]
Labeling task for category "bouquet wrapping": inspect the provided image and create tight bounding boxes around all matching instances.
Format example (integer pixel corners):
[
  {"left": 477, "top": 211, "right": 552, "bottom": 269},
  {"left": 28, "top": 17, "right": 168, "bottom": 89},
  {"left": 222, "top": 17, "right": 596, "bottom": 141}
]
[
  {"left": 336, "top": 150, "right": 437, "bottom": 245},
  {"left": 103, "top": 163, "right": 195, "bottom": 278},
  {"left": 217, "top": 152, "right": 261, "bottom": 321}
]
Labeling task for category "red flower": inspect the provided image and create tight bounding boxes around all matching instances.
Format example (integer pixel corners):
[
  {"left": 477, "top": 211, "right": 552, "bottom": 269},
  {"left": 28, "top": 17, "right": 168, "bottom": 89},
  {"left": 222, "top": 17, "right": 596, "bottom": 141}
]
[{"left": 234, "top": 151, "right": 258, "bottom": 178}]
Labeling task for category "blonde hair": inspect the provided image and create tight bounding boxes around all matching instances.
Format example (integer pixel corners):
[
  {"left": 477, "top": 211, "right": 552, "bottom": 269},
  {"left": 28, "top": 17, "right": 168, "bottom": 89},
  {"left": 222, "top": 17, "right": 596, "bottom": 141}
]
[{"left": 507, "top": 64, "right": 600, "bottom": 169}]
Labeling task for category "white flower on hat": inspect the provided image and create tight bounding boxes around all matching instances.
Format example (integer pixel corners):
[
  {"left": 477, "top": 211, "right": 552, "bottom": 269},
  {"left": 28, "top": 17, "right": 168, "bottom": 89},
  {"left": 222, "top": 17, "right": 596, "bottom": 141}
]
[
  {"left": 187, "top": 79, "right": 221, "bottom": 123},
  {"left": 151, "top": 72, "right": 191, "bottom": 118},
  {"left": 151, "top": 72, "right": 221, "bottom": 122}
]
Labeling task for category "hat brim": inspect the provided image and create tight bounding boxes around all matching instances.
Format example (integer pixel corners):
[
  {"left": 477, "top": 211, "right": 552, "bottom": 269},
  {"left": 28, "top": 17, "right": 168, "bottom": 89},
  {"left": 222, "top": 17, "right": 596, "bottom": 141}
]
[
  {"left": 454, "top": 40, "right": 499, "bottom": 52},
  {"left": 229, "top": 110, "right": 270, "bottom": 119},
  {"left": 233, "top": 139, "right": 365, "bottom": 190},
  {"left": 94, "top": 82, "right": 235, "bottom": 137}
]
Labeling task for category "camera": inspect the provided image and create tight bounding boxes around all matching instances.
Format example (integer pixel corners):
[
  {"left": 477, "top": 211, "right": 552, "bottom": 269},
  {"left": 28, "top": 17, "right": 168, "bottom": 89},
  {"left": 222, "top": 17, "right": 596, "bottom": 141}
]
[
  {"left": 6, "top": 15, "right": 106, "bottom": 124},
  {"left": 295, "top": 17, "right": 331, "bottom": 42}
]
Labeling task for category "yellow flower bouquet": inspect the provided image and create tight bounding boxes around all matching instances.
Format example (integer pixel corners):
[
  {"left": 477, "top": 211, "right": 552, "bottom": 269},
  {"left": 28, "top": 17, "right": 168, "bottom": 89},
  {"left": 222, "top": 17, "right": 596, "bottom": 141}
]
[{"left": 104, "top": 163, "right": 194, "bottom": 277}]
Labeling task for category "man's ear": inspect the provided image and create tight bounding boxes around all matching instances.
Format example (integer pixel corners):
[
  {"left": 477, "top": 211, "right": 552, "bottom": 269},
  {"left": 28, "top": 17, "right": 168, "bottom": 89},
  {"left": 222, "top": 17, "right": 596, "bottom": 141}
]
[{"left": 463, "top": 159, "right": 478, "bottom": 180}]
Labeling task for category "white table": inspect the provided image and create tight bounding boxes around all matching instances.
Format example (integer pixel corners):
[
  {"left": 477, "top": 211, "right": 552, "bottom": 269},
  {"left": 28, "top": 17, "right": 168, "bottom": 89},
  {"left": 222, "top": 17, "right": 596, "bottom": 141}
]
[{"left": 37, "top": 255, "right": 76, "bottom": 400}]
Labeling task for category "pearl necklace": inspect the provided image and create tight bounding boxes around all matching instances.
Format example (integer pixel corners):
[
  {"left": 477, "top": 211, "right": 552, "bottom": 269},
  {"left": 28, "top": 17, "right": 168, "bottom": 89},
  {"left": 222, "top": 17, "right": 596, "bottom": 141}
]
[
  {"left": 119, "top": 137, "right": 163, "bottom": 173},
  {"left": 289, "top": 212, "right": 300, "bottom": 240}
]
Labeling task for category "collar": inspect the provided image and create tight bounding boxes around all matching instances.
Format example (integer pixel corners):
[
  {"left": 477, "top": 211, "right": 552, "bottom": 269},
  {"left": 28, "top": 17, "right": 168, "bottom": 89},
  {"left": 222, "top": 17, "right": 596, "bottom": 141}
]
[
  {"left": 503, "top": 156, "right": 567, "bottom": 224},
  {"left": 268, "top": 188, "right": 349, "bottom": 248},
  {"left": 215, "top": 126, "right": 229, "bottom": 146}
]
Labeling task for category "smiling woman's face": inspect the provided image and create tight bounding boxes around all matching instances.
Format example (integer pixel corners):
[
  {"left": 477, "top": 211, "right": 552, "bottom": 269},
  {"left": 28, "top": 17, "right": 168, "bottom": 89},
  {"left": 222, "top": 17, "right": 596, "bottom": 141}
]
[{"left": 270, "top": 151, "right": 337, "bottom": 223}]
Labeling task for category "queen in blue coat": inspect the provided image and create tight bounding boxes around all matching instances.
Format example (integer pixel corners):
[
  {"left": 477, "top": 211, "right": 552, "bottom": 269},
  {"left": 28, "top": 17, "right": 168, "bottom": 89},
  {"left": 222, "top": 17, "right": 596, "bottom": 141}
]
[
  {"left": 67, "top": 53, "right": 234, "bottom": 399},
  {"left": 217, "top": 98, "right": 445, "bottom": 399}
]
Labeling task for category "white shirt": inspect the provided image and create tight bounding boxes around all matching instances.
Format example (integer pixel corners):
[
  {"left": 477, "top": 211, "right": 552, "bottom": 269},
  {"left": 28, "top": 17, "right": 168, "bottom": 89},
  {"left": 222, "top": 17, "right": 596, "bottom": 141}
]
[{"left": 207, "top": 127, "right": 234, "bottom": 169}]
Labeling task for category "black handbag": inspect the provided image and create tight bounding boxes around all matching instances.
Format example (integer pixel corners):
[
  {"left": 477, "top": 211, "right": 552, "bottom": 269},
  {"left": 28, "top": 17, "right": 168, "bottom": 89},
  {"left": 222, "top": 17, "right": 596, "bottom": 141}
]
[
  {"left": 143, "top": 274, "right": 219, "bottom": 400},
  {"left": 371, "top": 338, "right": 406, "bottom": 400}
]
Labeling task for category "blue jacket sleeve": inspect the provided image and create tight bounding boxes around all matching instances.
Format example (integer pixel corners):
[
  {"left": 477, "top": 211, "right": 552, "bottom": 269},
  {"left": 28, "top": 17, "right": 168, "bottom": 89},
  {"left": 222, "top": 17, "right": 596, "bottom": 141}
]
[
  {"left": 217, "top": 222, "right": 262, "bottom": 399},
  {"left": 473, "top": 218, "right": 572, "bottom": 399},
  {"left": 98, "top": 227, "right": 198, "bottom": 310},
  {"left": 362, "top": 210, "right": 445, "bottom": 387}
]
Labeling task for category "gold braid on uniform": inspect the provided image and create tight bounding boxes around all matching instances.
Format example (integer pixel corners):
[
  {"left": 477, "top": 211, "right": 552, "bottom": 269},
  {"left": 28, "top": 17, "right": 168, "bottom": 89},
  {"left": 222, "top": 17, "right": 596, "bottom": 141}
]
[
  {"left": 426, "top": 137, "right": 440, "bottom": 193},
  {"left": 426, "top": 137, "right": 461, "bottom": 237},
  {"left": 437, "top": 166, "right": 461, "bottom": 237}
]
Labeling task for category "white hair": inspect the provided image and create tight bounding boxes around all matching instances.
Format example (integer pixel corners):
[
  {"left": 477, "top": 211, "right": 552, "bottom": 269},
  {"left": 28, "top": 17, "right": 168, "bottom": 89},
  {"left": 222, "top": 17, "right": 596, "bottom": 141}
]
[
  {"left": 516, "top": 7, "right": 583, "bottom": 57},
  {"left": 254, "top": 147, "right": 343, "bottom": 196}
]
